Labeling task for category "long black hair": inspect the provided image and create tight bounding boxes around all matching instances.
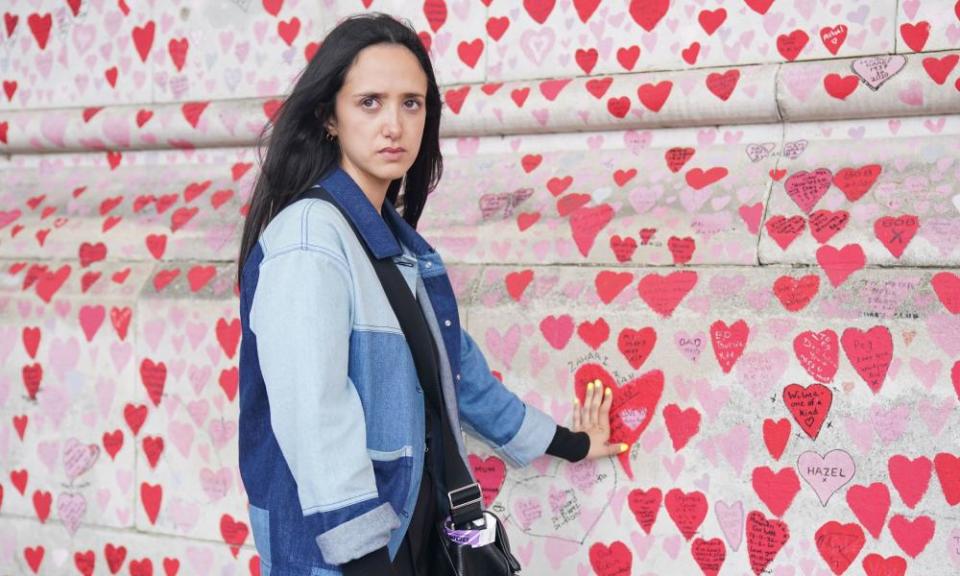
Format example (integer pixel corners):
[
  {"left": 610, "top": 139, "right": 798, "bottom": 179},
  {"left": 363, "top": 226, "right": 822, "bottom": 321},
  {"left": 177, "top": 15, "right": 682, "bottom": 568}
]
[{"left": 236, "top": 12, "right": 443, "bottom": 287}]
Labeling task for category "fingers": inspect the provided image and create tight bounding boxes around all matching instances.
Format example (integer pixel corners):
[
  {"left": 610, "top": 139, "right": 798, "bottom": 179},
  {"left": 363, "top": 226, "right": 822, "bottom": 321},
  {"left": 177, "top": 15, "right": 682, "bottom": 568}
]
[
  {"left": 609, "top": 442, "right": 629, "bottom": 457},
  {"left": 600, "top": 383, "right": 612, "bottom": 427},
  {"left": 587, "top": 379, "right": 600, "bottom": 428},
  {"left": 572, "top": 395, "right": 582, "bottom": 432}
]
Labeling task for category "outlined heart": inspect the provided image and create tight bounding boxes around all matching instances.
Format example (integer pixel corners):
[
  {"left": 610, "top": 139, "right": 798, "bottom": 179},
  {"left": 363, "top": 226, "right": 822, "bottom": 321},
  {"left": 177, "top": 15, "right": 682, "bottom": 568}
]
[{"left": 798, "top": 449, "right": 856, "bottom": 506}]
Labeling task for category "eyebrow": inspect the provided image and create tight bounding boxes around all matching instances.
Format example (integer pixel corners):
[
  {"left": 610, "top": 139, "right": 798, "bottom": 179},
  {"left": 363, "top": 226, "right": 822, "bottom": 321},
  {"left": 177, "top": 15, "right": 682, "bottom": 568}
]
[{"left": 352, "top": 91, "right": 425, "bottom": 99}]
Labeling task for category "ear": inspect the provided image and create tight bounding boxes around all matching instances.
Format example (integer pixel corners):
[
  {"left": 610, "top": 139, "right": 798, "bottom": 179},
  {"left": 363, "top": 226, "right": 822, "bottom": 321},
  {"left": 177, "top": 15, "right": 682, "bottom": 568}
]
[{"left": 324, "top": 117, "right": 338, "bottom": 136}]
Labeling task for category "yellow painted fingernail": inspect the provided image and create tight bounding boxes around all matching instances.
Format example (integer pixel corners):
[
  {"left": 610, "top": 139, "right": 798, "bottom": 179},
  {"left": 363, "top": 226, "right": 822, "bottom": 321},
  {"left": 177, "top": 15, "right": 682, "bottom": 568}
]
[
  {"left": 619, "top": 443, "right": 629, "bottom": 453},
  {"left": 605, "top": 387, "right": 612, "bottom": 396},
  {"left": 573, "top": 398, "right": 579, "bottom": 406},
  {"left": 587, "top": 381, "right": 594, "bottom": 390},
  {"left": 594, "top": 379, "right": 602, "bottom": 387}
]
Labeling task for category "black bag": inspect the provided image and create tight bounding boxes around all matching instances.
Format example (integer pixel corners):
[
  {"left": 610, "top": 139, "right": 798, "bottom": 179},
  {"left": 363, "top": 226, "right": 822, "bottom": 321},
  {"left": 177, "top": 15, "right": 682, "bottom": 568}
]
[{"left": 302, "top": 186, "right": 521, "bottom": 575}]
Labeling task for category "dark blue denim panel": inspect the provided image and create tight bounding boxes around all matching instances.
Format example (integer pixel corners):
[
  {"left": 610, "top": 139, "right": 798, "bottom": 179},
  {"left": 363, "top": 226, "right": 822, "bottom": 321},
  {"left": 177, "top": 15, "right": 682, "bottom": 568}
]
[{"left": 347, "top": 329, "right": 424, "bottom": 453}]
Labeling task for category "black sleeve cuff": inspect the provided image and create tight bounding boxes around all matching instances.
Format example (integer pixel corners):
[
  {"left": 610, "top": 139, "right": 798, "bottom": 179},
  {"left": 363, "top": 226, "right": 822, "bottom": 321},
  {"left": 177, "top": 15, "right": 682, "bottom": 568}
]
[
  {"left": 545, "top": 425, "right": 591, "bottom": 463},
  {"left": 340, "top": 546, "right": 396, "bottom": 576}
]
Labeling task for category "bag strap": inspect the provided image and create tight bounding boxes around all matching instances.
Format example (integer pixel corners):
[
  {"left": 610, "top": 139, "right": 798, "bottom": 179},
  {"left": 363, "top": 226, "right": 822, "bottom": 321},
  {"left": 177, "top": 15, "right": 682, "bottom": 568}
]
[{"left": 300, "top": 186, "right": 484, "bottom": 529}]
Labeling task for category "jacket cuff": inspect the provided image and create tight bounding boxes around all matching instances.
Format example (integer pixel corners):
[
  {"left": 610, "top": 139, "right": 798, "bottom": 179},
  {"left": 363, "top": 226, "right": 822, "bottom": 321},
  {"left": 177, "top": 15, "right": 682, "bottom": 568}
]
[
  {"left": 545, "top": 425, "right": 591, "bottom": 462},
  {"left": 340, "top": 546, "right": 397, "bottom": 576},
  {"left": 315, "top": 502, "right": 401, "bottom": 565},
  {"left": 496, "top": 403, "right": 557, "bottom": 468}
]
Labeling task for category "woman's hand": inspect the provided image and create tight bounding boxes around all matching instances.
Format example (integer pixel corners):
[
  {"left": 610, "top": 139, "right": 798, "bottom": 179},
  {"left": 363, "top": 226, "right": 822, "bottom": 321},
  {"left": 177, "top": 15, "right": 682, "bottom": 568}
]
[{"left": 572, "top": 379, "right": 629, "bottom": 460}]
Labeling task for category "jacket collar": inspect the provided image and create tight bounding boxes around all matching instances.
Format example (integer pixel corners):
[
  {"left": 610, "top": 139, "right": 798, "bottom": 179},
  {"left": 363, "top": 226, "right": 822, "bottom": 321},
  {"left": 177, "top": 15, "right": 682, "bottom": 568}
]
[{"left": 315, "top": 166, "right": 434, "bottom": 260}]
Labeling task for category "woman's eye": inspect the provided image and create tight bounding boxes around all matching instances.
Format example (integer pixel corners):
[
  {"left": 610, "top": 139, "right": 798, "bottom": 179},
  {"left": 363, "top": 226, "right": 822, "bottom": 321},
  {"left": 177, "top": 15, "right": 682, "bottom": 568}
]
[
  {"left": 405, "top": 99, "right": 422, "bottom": 110},
  {"left": 360, "top": 97, "right": 378, "bottom": 108}
]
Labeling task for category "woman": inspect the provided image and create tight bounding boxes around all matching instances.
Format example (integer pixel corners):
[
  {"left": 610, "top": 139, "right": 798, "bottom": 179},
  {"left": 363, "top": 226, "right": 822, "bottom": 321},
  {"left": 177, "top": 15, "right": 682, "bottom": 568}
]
[{"left": 236, "top": 12, "right": 627, "bottom": 576}]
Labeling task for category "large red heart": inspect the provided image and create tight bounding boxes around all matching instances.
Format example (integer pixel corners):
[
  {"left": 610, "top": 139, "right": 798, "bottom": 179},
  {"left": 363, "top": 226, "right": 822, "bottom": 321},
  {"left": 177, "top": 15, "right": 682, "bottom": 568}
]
[
  {"left": 765, "top": 214, "right": 806, "bottom": 250},
  {"left": 931, "top": 271, "right": 960, "bottom": 313},
  {"left": 140, "top": 482, "right": 163, "bottom": 525},
  {"left": 139, "top": 359, "right": 167, "bottom": 407},
  {"left": 751, "top": 466, "right": 800, "bottom": 517},
  {"left": 662, "top": 404, "right": 701, "bottom": 451},
  {"left": 793, "top": 329, "right": 839, "bottom": 383},
  {"left": 569, "top": 203, "right": 614, "bottom": 257},
  {"left": 873, "top": 215, "right": 919, "bottom": 259},
  {"left": 746, "top": 511, "right": 789, "bottom": 574},
  {"left": 762, "top": 418, "right": 790, "bottom": 460},
  {"left": 637, "top": 271, "right": 698, "bottom": 317},
  {"left": 628, "top": 0, "right": 669, "bottom": 31},
  {"left": 104, "top": 543, "right": 127, "bottom": 574},
  {"left": 888, "top": 514, "right": 935, "bottom": 558},
  {"left": 220, "top": 514, "right": 250, "bottom": 557},
  {"left": 840, "top": 325, "right": 893, "bottom": 394},
  {"left": 627, "top": 487, "right": 661, "bottom": 534},
  {"left": 816, "top": 244, "right": 866, "bottom": 287},
  {"left": 809, "top": 209, "right": 849, "bottom": 243},
  {"left": 782, "top": 383, "right": 832, "bottom": 440},
  {"left": 469, "top": 454, "right": 506, "bottom": 507},
  {"left": 861, "top": 553, "right": 906, "bottom": 576},
  {"left": 710, "top": 319, "right": 749, "bottom": 373},
  {"left": 588, "top": 540, "right": 632, "bottom": 576},
  {"left": 772, "top": 274, "right": 819, "bottom": 311},
  {"left": 785, "top": 168, "right": 832, "bottom": 213},
  {"left": 617, "top": 327, "right": 656, "bottom": 369},
  {"left": 815, "top": 521, "right": 865, "bottom": 575},
  {"left": 574, "top": 363, "right": 663, "bottom": 479},
  {"left": 934, "top": 452, "right": 960, "bottom": 505},
  {"left": 954, "top": 360, "right": 960, "bottom": 402},
  {"left": 664, "top": 488, "right": 707, "bottom": 541},
  {"left": 832, "top": 164, "right": 881, "bottom": 202},
  {"left": 845, "top": 482, "right": 890, "bottom": 539},
  {"left": 691, "top": 537, "right": 725, "bottom": 576},
  {"left": 888, "top": 455, "right": 932, "bottom": 509}
]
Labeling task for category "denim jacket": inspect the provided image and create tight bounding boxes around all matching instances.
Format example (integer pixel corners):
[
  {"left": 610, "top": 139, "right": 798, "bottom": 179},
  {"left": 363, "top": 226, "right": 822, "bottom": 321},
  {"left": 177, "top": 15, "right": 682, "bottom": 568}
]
[{"left": 238, "top": 166, "right": 557, "bottom": 574}]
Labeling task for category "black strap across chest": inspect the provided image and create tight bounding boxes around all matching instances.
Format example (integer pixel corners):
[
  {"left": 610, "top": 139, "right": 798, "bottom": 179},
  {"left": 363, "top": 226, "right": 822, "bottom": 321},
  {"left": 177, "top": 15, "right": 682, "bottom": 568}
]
[{"left": 297, "top": 186, "right": 484, "bottom": 528}]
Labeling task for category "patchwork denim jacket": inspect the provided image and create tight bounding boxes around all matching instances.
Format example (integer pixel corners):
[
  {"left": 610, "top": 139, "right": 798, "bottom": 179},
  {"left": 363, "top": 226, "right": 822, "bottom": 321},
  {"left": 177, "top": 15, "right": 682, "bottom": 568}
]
[{"left": 238, "top": 166, "right": 557, "bottom": 574}]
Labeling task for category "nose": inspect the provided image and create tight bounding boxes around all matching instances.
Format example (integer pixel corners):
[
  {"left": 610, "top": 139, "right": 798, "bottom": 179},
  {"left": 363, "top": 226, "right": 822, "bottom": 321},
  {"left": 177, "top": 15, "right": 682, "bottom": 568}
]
[{"left": 382, "top": 103, "right": 401, "bottom": 139}]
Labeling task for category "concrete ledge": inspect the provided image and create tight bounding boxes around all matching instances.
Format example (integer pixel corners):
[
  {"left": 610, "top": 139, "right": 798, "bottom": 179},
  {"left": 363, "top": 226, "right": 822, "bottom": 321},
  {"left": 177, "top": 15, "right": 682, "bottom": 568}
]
[{"left": 1, "top": 51, "right": 957, "bottom": 153}]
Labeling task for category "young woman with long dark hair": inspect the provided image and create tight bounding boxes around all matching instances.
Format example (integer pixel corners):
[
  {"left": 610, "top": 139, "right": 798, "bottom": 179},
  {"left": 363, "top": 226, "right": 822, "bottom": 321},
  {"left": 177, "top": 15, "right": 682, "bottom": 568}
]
[{"left": 236, "top": 12, "right": 626, "bottom": 575}]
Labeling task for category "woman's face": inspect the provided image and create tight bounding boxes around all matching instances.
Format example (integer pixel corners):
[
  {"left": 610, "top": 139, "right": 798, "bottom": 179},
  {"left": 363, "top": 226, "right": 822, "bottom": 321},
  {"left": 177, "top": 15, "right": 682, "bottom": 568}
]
[{"left": 325, "top": 43, "right": 428, "bottom": 202}]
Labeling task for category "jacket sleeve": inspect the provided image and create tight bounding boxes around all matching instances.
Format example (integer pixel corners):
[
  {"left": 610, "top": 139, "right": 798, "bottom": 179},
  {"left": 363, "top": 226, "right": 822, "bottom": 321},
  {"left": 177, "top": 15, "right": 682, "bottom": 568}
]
[
  {"left": 455, "top": 327, "right": 557, "bottom": 468},
  {"left": 250, "top": 247, "right": 400, "bottom": 565}
]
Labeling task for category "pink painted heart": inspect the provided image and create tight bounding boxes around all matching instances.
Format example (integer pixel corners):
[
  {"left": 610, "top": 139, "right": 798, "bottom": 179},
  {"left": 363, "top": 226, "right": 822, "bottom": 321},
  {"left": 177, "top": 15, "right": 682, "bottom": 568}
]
[
  {"left": 798, "top": 449, "right": 856, "bottom": 506},
  {"left": 56, "top": 492, "right": 87, "bottom": 536},
  {"left": 714, "top": 499, "right": 744, "bottom": 552},
  {"left": 63, "top": 438, "right": 100, "bottom": 481},
  {"left": 785, "top": 168, "right": 832, "bottom": 214}
]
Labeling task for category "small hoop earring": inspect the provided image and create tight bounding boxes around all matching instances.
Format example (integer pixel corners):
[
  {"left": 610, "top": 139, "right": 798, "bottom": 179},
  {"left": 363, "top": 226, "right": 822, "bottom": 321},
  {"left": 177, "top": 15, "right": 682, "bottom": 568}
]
[{"left": 324, "top": 131, "right": 336, "bottom": 142}]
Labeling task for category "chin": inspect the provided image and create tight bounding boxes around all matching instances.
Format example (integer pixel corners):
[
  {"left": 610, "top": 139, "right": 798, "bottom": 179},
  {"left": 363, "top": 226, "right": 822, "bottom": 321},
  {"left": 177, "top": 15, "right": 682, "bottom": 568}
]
[{"left": 374, "top": 165, "right": 410, "bottom": 182}]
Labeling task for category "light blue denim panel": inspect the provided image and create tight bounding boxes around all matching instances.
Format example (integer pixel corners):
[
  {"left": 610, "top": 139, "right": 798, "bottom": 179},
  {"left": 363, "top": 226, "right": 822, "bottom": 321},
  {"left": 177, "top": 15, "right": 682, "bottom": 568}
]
[
  {"left": 250, "top": 246, "right": 382, "bottom": 516},
  {"left": 457, "top": 328, "right": 556, "bottom": 468},
  {"left": 249, "top": 504, "right": 271, "bottom": 572}
]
